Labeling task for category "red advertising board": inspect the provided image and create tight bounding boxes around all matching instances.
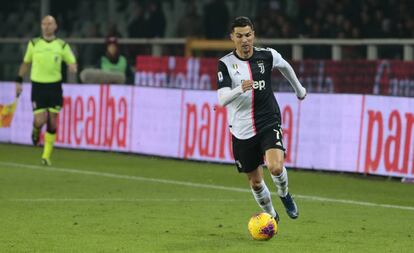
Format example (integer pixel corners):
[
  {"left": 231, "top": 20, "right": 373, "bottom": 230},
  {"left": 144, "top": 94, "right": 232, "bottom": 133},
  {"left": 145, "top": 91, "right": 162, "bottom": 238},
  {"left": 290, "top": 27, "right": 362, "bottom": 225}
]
[
  {"left": 135, "top": 56, "right": 414, "bottom": 97},
  {"left": 1, "top": 83, "right": 413, "bottom": 179},
  {"left": 135, "top": 56, "right": 218, "bottom": 90}
]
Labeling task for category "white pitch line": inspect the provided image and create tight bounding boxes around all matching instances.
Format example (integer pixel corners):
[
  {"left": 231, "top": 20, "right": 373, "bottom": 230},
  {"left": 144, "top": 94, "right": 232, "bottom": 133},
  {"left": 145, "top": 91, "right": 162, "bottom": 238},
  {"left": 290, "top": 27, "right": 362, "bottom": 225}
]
[
  {"left": 8, "top": 198, "right": 250, "bottom": 202},
  {"left": 294, "top": 195, "right": 414, "bottom": 211},
  {"left": 1, "top": 161, "right": 414, "bottom": 212}
]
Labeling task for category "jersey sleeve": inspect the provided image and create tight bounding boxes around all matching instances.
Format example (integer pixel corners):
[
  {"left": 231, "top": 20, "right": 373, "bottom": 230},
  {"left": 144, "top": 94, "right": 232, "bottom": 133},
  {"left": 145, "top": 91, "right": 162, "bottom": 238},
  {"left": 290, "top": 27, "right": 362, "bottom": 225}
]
[
  {"left": 23, "top": 41, "right": 33, "bottom": 63},
  {"left": 269, "top": 48, "right": 286, "bottom": 69},
  {"left": 217, "top": 60, "right": 232, "bottom": 89},
  {"left": 62, "top": 43, "right": 77, "bottom": 64}
]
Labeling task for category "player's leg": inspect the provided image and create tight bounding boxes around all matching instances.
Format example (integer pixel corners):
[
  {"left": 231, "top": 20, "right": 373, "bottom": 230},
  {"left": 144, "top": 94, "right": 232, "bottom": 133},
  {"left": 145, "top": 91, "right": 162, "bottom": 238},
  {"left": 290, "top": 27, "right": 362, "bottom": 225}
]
[
  {"left": 247, "top": 167, "right": 279, "bottom": 222},
  {"left": 41, "top": 110, "right": 58, "bottom": 166},
  {"left": 232, "top": 135, "right": 279, "bottom": 221},
  {"left": 261, "top": 127, "right": 299, "bottom": 219},
  {"left": 266, "top": 148, "right": 298, "bottom": 219},
  {"left": 266, "top": 149, "right": 287, "bottom": 195}
]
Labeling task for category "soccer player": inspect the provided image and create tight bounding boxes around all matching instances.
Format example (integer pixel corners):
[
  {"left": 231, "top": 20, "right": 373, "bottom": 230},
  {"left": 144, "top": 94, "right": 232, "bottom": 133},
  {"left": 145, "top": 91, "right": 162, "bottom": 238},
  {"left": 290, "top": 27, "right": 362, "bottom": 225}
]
[
  {"left": 15, "top": 15, "right": 77, "bottom": 166},
  {"left": 217, "top": 17, "right": 306, "bottom": 222}
]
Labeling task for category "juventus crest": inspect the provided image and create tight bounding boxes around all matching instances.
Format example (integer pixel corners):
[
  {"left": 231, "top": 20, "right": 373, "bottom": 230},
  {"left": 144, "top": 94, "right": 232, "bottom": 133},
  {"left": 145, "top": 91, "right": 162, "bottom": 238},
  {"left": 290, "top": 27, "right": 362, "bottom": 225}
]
[{"left": 257, "top": 62, "right": 265, "bottom": 74}]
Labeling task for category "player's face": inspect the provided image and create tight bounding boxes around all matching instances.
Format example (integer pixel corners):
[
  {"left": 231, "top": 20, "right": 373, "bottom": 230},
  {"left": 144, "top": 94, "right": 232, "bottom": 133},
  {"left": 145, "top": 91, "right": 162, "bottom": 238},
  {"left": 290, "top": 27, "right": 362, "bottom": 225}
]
[
  {"left": 231, "top": 26, "right": 255, "bottom": 58},
  {"left": 41, "top": 16, "right": 57, "bottom": 37}
]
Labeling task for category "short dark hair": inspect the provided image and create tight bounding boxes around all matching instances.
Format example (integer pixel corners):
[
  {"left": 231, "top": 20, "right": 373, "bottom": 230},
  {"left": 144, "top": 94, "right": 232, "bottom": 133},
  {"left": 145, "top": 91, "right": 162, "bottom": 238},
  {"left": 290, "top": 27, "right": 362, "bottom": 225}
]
[{"left": 230, "top": 16, "right": 254, "bottom": 32}]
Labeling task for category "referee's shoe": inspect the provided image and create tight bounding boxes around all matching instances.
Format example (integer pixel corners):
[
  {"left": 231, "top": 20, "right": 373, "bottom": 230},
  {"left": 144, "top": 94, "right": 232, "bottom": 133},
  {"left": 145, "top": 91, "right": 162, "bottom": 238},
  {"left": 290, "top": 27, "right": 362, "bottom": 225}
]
[{"left": 41, "top": 158, "right": 51, "bottom": 166}]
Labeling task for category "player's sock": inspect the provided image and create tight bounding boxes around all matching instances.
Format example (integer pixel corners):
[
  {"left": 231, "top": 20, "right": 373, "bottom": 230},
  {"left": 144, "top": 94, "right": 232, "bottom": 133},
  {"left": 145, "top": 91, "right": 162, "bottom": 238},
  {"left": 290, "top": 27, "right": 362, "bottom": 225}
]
[
  {"left": 271, "top": 166, "right": 288, "bottom": 197},
  {"left": 272, "top": 166, "right": 298, "bottom": 219},
  {"left": 42, "top": 131, "right": 56, "bottom": 163},
  {"left": 251, "top": 180, "right": 277, "bottom": 218}
]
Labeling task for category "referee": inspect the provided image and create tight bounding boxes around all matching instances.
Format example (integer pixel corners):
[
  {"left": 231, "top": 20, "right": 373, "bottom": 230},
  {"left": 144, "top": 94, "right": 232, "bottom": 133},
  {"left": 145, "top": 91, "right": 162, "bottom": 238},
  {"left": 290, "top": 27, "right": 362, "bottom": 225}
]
[{"left": 15, "top": 15, "right": 77, "bottom": 166}]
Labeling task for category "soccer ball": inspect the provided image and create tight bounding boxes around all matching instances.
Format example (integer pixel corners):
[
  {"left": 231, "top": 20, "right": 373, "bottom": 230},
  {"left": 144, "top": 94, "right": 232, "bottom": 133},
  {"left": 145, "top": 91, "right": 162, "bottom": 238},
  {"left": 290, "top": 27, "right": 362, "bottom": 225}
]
[{"left": 247, "top": 212, "right": 278, "bottom": 240}]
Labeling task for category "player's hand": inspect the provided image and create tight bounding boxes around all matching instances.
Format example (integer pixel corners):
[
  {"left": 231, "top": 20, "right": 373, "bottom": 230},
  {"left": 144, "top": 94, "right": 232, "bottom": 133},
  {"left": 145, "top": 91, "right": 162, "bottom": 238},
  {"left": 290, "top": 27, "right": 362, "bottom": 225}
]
[
  {"left": 15, "top": 83, "right": 23, "bottom": 97},
  {"left": 297, "top": 93, "right": 306, "bottom": 100},
  {"left": 297, "top": 87, "right": 306, "bottom": 100},
  {"left": 241, "top": 80, "right": 253, "bottom": 92}
]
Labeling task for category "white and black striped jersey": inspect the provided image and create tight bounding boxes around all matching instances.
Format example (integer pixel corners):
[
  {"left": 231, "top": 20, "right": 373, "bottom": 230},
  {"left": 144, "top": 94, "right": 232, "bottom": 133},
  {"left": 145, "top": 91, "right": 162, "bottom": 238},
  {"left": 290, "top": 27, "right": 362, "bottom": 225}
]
[{"left": 217, "top": 47, "right": 290, "bottom": 140}]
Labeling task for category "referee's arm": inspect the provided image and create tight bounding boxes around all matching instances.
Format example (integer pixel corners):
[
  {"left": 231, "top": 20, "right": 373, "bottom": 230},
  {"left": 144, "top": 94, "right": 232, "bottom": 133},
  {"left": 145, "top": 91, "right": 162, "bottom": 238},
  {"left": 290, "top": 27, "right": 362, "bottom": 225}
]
[
  {"left": 15, "top": 42, "right": 32, "bottom": 97},
  {"left": 15, "top": 63, "right": 30, "bottom": 97},
  {"left": 67, "top": 63, "right": 78, "bottom": 73},
  {"left": 63, "top": 43, "right": 78, "bottom": 73}
]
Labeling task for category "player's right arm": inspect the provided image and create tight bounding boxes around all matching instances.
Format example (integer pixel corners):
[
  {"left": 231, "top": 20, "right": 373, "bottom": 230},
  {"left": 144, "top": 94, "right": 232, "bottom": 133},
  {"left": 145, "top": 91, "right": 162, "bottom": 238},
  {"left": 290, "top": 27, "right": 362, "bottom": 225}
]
[
  {"left": 15, "top": 41, "right": 33, "bottom": 97},
  {"left": 217, "top": 60, "right": 252, "bottom": 106}
]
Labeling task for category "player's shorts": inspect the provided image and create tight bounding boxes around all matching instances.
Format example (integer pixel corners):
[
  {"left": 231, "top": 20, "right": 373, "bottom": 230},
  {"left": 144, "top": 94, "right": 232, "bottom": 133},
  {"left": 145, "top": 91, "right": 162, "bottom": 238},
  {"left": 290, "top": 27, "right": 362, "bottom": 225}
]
[
  {"left": 31, "top": 81, "right": 63, "bottom": 114},
  {"left": 232, "top": 125, "right": 285, "bottom": 173}
]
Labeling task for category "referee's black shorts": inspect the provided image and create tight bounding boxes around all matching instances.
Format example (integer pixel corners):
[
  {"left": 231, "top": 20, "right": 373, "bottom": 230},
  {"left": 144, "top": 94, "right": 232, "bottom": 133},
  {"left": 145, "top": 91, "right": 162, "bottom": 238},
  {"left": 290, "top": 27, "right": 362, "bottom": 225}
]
[
  {"left": 232, "top": 125, "right": 286, "bottom": 173},
  {"left": 31, "top": 81, "right": 63, "bottom": 114}
]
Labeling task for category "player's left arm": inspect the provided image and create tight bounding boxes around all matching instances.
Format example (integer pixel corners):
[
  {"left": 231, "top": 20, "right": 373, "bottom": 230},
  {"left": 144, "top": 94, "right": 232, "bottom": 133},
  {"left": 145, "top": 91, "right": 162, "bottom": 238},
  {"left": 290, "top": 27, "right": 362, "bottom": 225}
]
[
  {"left": 270, "top": 48, "right": 306, "bottom": 100},
  {"left": 62, "top": 43, "right": 78, "bottom": 73}
]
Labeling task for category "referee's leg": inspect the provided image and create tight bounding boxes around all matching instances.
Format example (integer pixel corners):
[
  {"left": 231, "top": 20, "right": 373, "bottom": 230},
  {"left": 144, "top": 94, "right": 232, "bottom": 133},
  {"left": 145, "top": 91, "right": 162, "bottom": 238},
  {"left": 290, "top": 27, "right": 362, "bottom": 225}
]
[
  {"left": 32, "top": 110, "right": 47, "bottom": 145},
  {"left": 41, "top": 110, "right": 58, "bottom": 166}
]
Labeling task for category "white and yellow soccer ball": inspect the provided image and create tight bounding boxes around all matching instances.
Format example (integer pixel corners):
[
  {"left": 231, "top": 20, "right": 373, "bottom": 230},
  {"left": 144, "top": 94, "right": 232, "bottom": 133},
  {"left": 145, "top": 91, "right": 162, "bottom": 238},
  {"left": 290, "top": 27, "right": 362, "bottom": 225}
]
[{"left": 247, "top": 212, "right": 278, "bottom": 240}]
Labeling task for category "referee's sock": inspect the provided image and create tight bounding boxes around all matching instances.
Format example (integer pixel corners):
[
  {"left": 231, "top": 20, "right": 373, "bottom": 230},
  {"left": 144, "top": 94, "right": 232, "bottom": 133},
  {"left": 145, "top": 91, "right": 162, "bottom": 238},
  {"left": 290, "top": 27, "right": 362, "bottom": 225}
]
[{"left": 42, "top": 131, "right": 56, "bottom": 162}]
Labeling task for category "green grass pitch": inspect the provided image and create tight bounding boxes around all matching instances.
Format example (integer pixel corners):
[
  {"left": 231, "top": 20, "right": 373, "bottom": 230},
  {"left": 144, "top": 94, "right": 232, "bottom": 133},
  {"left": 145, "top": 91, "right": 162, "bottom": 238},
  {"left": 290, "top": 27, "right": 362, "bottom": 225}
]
[{"left": 0, "top": 143, "right": 413, "bottom": 252}]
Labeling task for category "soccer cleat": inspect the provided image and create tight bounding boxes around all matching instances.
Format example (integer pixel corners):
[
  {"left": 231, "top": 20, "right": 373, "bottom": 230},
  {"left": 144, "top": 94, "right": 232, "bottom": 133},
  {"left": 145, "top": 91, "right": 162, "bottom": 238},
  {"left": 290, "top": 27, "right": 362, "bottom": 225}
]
[
  {"left": 41, "top": 158, "right": 51, "bottom": 166},
  {"left": 280, "top": 193, "right": 299, "bottom": 219},
  {"left": 273, "top": 212, "right": 280, "bottom": 223},
  {"left": 32, "top": 128, "right": 40, "bottom": 146}
]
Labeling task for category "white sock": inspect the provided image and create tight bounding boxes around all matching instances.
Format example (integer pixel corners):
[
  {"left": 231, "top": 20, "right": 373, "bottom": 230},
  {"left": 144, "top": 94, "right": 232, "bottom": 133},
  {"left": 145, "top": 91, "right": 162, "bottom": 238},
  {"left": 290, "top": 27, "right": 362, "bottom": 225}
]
[
  {"left": 271, "top": 166, "right": 289, "bottom": 197},
  {"left": 251, "top": 180, "right": 277, "bottom": 218}
]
